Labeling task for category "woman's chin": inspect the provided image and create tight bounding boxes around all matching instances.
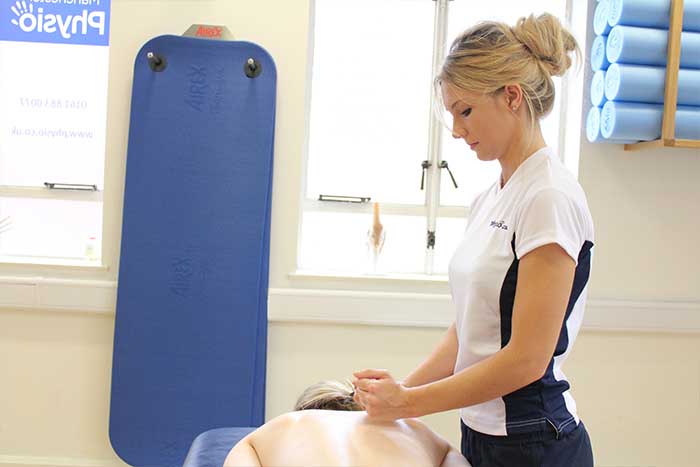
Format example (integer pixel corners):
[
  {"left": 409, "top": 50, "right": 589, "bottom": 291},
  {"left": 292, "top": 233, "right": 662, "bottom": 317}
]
[{"left": 473, "top": 149, "right": 492, "bottom": 161}]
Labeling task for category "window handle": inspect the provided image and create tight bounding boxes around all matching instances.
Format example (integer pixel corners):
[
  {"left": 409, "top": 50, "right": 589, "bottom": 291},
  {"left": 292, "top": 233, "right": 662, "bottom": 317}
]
[
  {"left": 318, "top": 195, "right": 371, "bottom": 204},
  {"left": 439, "top": 161, "right": 458, "bottom": 189},
  {"left": 420, "top": 160, "right": 432, "bottom": 190},
  {"left": 44, "top": 182, "right": 98, "bottom": 191}
]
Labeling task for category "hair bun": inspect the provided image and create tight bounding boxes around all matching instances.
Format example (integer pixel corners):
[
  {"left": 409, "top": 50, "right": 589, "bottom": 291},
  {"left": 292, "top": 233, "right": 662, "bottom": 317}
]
[{"left": 512, "top": 13, "right": 578, "bottom": 77}]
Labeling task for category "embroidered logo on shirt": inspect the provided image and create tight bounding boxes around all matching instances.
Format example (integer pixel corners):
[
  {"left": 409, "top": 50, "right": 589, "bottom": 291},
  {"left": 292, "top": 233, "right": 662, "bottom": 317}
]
[{"left": 490, "top": 220, "right": 509, "bottom": 230}]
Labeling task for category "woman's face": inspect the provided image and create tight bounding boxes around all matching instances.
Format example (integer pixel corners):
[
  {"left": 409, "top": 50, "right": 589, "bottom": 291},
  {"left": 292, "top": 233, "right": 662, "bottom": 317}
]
[{"left": 440, "top": 82, "right": 518, "bottom": 162}]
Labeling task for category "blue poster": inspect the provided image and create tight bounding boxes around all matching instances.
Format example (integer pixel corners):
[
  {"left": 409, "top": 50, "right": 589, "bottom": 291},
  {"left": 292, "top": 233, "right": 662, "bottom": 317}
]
[{"left": 0, "top": 0, "right": 110, "bottom": 46}]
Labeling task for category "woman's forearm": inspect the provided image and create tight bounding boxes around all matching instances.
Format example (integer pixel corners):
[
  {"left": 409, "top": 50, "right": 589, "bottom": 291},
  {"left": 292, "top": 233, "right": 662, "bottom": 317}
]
[
  {"left": 406, "top": 343, "right": 544, "bottom": 418},
  {"left": 403, "top": 323, "right": 458, "bottom": 388}
]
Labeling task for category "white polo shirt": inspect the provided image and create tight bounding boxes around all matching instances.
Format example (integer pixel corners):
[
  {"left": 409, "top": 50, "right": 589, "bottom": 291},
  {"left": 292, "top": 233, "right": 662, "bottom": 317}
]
[{"left": 448, "top": 146, "right": 594, "bottom": 437}]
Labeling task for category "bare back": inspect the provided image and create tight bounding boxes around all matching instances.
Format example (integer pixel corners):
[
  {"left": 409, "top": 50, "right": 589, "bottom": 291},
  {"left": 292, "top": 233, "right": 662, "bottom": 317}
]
[{"left": 224, "top": 410, "right": 469, "bottom": 467}]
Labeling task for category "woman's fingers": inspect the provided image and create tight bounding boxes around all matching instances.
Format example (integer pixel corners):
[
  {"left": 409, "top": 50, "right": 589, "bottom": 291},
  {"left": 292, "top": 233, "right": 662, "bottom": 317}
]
[
  {"left": 353, "top": 378, "right": 376, "bottom": 393},
  {"left": 353, "top": 368, "right": 391, "bottom": 380}
]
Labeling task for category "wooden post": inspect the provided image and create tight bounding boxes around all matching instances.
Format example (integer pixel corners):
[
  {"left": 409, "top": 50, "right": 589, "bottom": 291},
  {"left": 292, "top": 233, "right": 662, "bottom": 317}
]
[{"left": 661, "top": 0, "right": 684, "bottom": 145}]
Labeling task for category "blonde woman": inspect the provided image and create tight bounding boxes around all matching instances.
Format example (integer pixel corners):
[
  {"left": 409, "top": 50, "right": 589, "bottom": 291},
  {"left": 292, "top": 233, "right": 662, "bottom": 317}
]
[
  {"left": 353, "top": 13, "right": 594, "bottom": 467},
  {"left": 223, "top": 381, "right": 469, "bottom": 467}
]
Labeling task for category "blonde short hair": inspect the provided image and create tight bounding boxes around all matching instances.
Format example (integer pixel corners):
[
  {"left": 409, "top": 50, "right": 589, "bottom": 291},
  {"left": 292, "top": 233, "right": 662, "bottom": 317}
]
[
  {"left": 436, "top": 13, "right": 580, "bottom": 122},
  {"left": 294, "top": 380, "right": 362, "bottom": 412}
]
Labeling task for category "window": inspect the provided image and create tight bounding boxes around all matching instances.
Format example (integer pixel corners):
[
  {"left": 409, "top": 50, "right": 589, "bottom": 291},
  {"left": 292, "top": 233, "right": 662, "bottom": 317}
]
[
  {"left": 0, "top": 0, "right": 111, "bottom": 265},
  {"left": 300, "top": 0, "right": 573, "bottom": 277}
]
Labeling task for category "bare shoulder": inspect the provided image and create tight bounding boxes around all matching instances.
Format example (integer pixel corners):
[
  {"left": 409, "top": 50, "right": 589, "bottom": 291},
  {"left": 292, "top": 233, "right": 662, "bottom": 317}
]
[{"left": 401, "top": 417, "right": 445, "bottom": 438}]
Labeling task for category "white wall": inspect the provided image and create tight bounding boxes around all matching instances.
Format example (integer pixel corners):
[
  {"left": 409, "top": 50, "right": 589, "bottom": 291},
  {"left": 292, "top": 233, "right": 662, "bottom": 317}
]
[{"left": 0, "top": 1, "right": 698, "bottom": 466}]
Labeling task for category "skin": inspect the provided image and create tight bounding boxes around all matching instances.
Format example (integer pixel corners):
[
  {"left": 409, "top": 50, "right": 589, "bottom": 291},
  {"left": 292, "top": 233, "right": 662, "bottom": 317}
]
[
  {"left": 352, "top": 82, "right": 577, "bottom": 422},
  {"left": 222, "top": 410, "right": 470, "bottom": 467}
]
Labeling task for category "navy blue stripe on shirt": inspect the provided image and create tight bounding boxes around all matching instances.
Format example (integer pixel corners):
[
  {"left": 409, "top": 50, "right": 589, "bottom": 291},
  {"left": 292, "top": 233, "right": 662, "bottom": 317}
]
[{"left": 498, "top": 236, "right": 594, "bottom": 435}]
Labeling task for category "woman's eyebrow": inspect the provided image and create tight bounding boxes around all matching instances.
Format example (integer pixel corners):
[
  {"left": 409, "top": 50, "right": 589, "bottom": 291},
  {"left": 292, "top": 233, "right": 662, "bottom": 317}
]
[{"left": 450, "top": 99, "right": 472, "bottom": 110}]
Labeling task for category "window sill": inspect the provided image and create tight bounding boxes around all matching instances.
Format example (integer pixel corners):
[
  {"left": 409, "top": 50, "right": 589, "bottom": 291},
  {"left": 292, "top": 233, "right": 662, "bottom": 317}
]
[
  {"left": 0, "top": 255, "right": 109, "bottom": 272},
  {"left": 289, "top": 269, "right": 448, "bottom": 284}
]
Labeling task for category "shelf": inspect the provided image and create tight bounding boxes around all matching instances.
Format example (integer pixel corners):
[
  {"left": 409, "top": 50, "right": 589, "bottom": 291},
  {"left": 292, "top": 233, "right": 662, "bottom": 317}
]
[
  {"left": 625, "top": 138, "right": 700, "bottom": 151},
  {"left": 623, "top": 0, "right": 699, "bottom": 151}
]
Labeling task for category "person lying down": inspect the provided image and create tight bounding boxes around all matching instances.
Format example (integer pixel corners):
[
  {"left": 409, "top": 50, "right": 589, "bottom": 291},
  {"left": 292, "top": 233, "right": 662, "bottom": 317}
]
[{"left": 223, "top": 380, "right": 470, "bottom": 467}]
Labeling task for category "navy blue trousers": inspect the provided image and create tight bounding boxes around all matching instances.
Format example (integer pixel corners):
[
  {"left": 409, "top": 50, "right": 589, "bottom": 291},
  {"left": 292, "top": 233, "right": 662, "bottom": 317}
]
[{"left": 460, "top": 420, "right": 594, "bottom": 467}]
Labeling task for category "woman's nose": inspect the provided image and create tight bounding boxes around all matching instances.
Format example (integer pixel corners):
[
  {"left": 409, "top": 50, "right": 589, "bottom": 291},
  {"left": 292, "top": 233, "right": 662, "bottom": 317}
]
[
  {"left": 452, "top": 126, "right": 466, "bottom": 139},
  {"left": 451, "top": 119, "right": 467, "bottom": 139}
]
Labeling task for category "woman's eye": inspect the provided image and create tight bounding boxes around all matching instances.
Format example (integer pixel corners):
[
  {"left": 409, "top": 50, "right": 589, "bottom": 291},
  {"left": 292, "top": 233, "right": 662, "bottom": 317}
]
[{"left": 461, "top": 108, "right": 472, "bottom": 117}]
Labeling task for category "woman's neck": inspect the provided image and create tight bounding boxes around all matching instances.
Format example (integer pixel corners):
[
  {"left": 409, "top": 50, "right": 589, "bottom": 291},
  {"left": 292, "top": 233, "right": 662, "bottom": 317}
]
[{"left": 499, "top": 128, "right": 546, "bottom": 188}]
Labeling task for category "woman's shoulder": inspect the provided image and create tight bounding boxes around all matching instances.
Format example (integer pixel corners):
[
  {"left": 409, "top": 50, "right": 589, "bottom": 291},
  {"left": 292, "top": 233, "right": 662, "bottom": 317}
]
[{"left": 523, "top": 153, "right": 589, "bottom": 208}]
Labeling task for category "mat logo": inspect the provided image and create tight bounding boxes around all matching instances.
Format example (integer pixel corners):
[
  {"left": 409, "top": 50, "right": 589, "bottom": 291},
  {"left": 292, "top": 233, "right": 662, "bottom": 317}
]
[
  {"left": 10, "top": 1, "right": 105, "bottom": 39},
  {"left": 195, "top": 25, "right": 222, "bottom": 38},
  {"left": 170, "top": 257, "right": 194, "bottom": 298},
  {"left": 186, "top": 65, "right": 209, "bottom": 112}
]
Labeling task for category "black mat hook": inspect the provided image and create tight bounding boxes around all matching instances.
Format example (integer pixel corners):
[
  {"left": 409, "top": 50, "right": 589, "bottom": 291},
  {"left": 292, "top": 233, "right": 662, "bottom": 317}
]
[
  {"left": 245, "top": 58, "right": 262, "bottom": 78},
  {"left": 147, "top": 52, "right": 167, "bottom": 72}
]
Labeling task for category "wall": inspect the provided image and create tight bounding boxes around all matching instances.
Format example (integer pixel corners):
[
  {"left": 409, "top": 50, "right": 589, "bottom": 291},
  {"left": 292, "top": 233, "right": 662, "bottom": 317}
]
[{"left": 0, "top": 1, "right": 698, "bottom": 466}]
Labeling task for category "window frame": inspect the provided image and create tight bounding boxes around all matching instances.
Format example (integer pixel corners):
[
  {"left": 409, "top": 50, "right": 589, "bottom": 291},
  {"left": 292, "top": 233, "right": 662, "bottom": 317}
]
[
  {"left": 0, "top": 28, "right": 111, "bottom": 269},
  {"left": 297, "top": 0, "right": 583, "bottom": 279}
]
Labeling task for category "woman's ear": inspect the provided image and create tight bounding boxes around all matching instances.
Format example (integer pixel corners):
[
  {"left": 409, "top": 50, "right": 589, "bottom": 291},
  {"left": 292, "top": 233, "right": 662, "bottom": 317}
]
[{"left": 503, "top": 84, "right": 523, "bottom": 111}]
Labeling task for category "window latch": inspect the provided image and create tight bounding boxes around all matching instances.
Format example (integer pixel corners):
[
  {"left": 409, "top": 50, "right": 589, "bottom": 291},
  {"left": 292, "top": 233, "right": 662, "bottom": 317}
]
[
  {"left": 420, "top": 160, "right": 432, "bottom": 190},
  {"left": 44, "top": 182, "right": 98, "bottom": 191},
  {"left": 439, "top": 161, "right": 458, "bottom": 188},
  {"left": 427, "top": 230, "right": 436, "bottom": 249}
]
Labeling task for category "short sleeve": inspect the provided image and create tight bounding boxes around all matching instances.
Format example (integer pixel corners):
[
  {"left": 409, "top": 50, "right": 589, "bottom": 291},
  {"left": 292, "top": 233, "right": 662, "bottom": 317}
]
[{"left": 514, "top": 188, "right": 585, "bottom": 264}]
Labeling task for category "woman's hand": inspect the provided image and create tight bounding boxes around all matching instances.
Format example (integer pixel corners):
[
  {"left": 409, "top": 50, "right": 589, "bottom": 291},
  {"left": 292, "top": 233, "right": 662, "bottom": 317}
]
[{"left": 352, "top": 369, "right": 413, "bottom": 421}]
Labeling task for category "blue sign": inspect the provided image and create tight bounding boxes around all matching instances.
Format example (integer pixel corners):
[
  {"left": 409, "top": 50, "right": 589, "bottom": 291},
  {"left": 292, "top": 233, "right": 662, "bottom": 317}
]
[{"left": 0, "top": 0, "right": 111, "bottom": 46}]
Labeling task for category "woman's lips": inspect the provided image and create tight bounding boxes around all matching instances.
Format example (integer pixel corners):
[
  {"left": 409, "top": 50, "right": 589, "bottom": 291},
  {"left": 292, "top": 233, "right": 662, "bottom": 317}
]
[{"left": 469, "top": 142, "right": 479, "bottom": 150}]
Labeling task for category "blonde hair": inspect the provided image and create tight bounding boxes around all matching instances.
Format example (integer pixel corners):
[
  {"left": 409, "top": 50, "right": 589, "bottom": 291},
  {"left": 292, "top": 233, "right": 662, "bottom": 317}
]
[
  {"left": 436, "top": 13, "right": 580, "bottom": 123},
  {"left": 294, "top": 380, "right": 362, "bottom": 412}
]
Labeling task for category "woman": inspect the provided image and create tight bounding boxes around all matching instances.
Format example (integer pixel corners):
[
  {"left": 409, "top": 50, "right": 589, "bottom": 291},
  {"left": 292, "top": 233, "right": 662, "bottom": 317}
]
[
  {"left": 223, "top": 381, "right": 469, "bottom": 467},
  {"left": 353, "top": 13, "right": 594, "bottom": 467}
]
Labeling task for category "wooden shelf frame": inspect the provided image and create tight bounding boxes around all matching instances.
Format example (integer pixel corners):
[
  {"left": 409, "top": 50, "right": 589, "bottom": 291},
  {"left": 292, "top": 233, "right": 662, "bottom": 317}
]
[{"left": 624, "top": 0, "right": 700, "bottom": 151}]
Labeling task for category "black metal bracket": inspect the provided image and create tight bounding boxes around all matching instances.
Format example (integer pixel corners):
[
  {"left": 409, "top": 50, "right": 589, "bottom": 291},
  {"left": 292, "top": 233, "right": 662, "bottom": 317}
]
[
  {"left": 147, "top": 52, "right": 167, "bottom": 72},
  {"left": 245, "top": 58, "right": 262, "bottom": 78}
]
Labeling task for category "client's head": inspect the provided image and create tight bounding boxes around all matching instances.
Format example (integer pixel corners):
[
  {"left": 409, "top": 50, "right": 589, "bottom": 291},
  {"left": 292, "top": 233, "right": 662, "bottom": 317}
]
[{"left": 294, "top": 380, "right": 363, "bottom": 411}]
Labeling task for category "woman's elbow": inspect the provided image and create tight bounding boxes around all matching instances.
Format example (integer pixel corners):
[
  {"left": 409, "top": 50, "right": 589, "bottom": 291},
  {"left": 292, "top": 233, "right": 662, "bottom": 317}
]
[{"left": 507, "top": 347, "right": 551, "bottom": 387}]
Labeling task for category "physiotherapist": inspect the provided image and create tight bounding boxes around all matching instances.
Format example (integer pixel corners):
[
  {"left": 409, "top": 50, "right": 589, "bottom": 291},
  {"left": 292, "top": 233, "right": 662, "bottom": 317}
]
[{"left": 353, "top": 13, "right": 595, "bottom": 467}]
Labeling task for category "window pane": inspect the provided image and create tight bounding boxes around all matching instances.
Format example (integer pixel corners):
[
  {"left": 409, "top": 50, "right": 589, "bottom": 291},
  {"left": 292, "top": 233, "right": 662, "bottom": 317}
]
[
  {"left": 306, "top": 0, "right": 435, "bottom": 205},
  {"left": 439, "top": 0, "right": 566, "bottom": 207},
  {"left": 0, "top": 198, "right": 102, "bottom": 260},
  {"left": 0, "top": 41, "right": 108, "bottom": 188},
  {"left": 299, "top": 211, "right": 425, "bottom": 274}
]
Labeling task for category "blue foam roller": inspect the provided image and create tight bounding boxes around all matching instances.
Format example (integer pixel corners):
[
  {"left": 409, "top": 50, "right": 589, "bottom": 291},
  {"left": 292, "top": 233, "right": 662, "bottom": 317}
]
[
  {"left": 607, "top": 25, "right": 700, "bottom": 68},
  {"left": 591, "top": 70, "right": 607, "bottom": 107},
  {"left": 591, "top": 35, "right": 611, "bottom": 71},
  {"left": 594, "top": 0, "right": 613, "bottom": 36},
  {"left": 608, "top": 0, "right": 700, "bottom": 32},
  {"left": 586, "top": 106, "right": 638, "bottom": 143},
  {"left": 600, "top": 101, "right": 700, "bottom": 139},
  {"left": 605, "top": 62, "right": 700, "bottom": 105}
]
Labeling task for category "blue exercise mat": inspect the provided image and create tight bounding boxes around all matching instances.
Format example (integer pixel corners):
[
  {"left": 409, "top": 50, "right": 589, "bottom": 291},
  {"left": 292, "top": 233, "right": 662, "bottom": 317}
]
[{"left": 110, "top": 35, "right": 276, "bottom": 467}]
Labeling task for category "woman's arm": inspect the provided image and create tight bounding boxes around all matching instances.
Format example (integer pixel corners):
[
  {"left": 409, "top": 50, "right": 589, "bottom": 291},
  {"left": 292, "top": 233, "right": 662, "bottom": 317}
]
[
  {"left": 355, "top": 243, "right": 576, "bottom": 420},
  {"left": 402, "top": 322, "right": 458, "bottom": 388}
]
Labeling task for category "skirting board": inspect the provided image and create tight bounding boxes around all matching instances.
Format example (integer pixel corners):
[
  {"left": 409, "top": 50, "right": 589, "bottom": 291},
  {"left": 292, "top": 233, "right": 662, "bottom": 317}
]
[{"left": 0, "top": 277, "right": 698, "bottom": 333}]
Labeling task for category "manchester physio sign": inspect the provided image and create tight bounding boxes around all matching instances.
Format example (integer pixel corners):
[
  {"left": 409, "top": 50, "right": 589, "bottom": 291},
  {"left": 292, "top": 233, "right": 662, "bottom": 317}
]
[{"left": 0, "top": 0, "right": 110, "bottom": 46}]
